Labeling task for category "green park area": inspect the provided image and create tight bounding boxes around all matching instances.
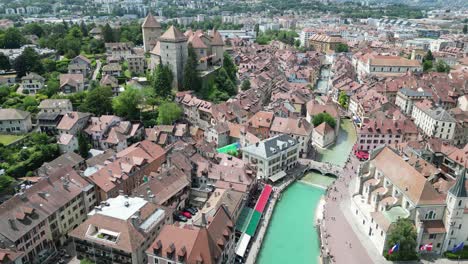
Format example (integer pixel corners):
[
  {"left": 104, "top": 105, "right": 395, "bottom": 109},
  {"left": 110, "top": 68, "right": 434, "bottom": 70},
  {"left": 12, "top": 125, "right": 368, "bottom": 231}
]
[{"left": 0, "top": 134, "right": 24, "bottom": 146}]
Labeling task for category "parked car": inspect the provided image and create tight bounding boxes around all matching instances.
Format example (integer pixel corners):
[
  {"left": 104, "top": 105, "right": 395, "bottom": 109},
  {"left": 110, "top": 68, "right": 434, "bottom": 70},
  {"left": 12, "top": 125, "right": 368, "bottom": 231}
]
[
  {"left": 181, "top": 211, "right": 192, "bottom": 219},
  {"left": 189, "top": 207, "right": 198, "bottom": 213},
  {"left": 174, "top": 213, "right": 187, "bottom": 222},
  {"left": 185, "top": 208, "right": 196, "bottom": 215}
]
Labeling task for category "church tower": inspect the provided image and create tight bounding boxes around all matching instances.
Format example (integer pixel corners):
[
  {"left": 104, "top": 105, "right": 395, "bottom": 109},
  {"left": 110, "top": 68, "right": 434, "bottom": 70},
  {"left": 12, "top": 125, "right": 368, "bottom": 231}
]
[
  {"left": 443, "top": 168, "right": 468, "bottom": 252},
  {"left": 142, "top": 13, "right": 162, "bottom": 52}
]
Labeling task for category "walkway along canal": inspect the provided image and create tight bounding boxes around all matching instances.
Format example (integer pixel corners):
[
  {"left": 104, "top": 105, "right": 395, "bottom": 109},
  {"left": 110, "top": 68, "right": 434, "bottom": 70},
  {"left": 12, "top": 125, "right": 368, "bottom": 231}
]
[{"left": 256, "top": 119, "right": 357, "bottom": 264}]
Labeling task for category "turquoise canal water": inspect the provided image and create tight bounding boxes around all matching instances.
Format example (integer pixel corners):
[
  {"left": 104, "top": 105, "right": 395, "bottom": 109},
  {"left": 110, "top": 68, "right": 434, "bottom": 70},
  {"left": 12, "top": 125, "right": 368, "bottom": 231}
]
[{"left": 257, "top": 119, "right": 356, "bottom": 264}]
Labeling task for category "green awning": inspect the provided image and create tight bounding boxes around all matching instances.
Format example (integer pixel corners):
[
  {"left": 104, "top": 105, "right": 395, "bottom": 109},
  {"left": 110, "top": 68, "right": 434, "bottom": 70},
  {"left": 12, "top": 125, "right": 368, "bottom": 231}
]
[
  {"left": 245, "top": 211, "right": 262, "bottom": 236},
  {"left": 236, "top": 207, "right": 254, "bottom": 233}
]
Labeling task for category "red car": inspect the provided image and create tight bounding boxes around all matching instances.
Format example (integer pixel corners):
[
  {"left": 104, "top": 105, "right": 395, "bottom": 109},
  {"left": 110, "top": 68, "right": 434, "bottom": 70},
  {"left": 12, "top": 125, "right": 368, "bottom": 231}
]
[
  {"left": 355, "top": 151, "right": 369, "bottom": 160},
  {"left": 181, "top": 211, "right": 192, "bottom": 219}
]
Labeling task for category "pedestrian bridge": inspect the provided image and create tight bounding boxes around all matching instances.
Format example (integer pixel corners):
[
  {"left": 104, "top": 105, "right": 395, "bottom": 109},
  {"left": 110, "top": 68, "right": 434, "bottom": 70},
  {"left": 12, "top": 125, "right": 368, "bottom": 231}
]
[{"left": 298, "top": 159, "right": 343, "bottom": 177}]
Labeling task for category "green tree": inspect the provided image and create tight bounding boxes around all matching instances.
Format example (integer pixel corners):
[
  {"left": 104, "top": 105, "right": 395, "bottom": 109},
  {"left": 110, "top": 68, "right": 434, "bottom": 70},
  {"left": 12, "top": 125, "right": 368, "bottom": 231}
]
[
  {"left": 77, "top": 132, "right": 90, "bottom": 158},
  {"left": 0, "top": 175, "right": 15, "bottom": 194},
  {"left": 112, "top": 86, "right": 143, "bottom": 120},
  {"left": 241, "top": 79, "right": 251, "bottom": 91},
  {"left": 338, "top": 91, "right": 349, "bottom": 109},
  {"left": 23, "top": 23, "right": 45, "bottom": 38},
  {"left": 463, "top": 24, "right": 467, "bottom": 34},
  {"left": 80, "top": 21, "right": 89, "bottom": 37},
  {"left": 157, "top": 102, "right": 182, "bottom": 125},
  {"left": 102, "top": 24, "right": 114, "bottom": 43},
  {"left": 423, "top": 50, "right": 434, "bottom": 62},
  {"left": 0, "top": 53, "right": 10, "bottom": 70},
  {"left": 423, "top": 60, "right": 433, "bottom": 72},
  {"left": 215, "top": 67, "right": 236, "bottom": 96},
  {"left": 42, "top": 59, "right": 57, "bottom": 73},
  {"left": 183, "top": 44, "right": 202, "bottom": 92},
  {"left": 152, "top": 64, "right": 173, "bottom": 98},
  {"left": 335, "top": 43, "right": 349, "bottom": 53},
  {"left": 79, "top": 86, "right": 113, "bottom": 115},
  {"left": 80, "top": 258, "right": 94, "bottom": 264},
  {"left": 384, "top": 218, "right": 418, "bottom": 261},
  {"left": 294, "top": 39, "right": 300, "bottom": 47},
  {"left": 312, "top": 112, "right": 336, "bottom": 128},
  {"left": 435, "top": 60, "right": 450, "bottom": 73},
  {"left": 13, "top": 47, "right": 44, "bottom": 77},
  {"left": 40, "top": 77, "right": 60, "bottom": 98},
  {"left": 223, "top": 52, "right": 237, "bottom": 82},
  {"left": 88, "top": 39, "right": 105, "bottom": 54},
  {"left": 2, "top": 28, "right": 23, "bottom": 49}
]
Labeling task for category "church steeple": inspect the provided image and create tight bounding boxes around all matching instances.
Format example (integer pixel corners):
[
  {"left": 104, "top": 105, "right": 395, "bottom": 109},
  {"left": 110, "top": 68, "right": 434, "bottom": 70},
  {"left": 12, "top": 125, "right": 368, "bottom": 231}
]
[{"left": 449, "top": 168, "right": 467, "bottom": 198}]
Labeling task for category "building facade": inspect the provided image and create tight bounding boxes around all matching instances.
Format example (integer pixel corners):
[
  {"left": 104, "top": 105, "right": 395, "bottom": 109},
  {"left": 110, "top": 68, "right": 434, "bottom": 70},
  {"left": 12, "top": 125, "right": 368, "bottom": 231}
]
[
  {"left": 242, "top": 134, "right": 299, "bottom": 180},
  {"left": 351, "top": 146, "right": 468, "bottom": 256}
]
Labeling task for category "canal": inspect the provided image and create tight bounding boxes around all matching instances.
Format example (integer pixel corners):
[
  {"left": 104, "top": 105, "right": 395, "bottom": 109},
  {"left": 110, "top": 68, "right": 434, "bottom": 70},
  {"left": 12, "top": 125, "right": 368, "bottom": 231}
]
[
  {"left": 257, "top": 119, "right": 356, "bottom": 264},
  {"left": 315, "top": 67, "right": 330, "bottom": 94}
]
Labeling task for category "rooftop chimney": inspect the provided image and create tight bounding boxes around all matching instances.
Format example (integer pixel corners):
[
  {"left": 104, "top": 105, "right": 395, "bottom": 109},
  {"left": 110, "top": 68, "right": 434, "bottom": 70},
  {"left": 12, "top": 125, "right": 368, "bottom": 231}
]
[{"left": 8, "top": 219, "right": 16, "bottom": 230}]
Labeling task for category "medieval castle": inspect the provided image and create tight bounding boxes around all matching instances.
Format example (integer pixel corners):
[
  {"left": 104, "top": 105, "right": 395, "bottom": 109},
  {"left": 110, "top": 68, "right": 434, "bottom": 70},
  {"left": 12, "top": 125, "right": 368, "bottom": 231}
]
[{"left": 142, "top": 13, "right": 225, "bottom": 88}]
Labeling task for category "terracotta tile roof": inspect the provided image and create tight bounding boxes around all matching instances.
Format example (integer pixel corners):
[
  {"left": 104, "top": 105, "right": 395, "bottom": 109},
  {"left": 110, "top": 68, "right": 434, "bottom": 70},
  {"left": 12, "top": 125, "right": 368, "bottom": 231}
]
[
  {"left": 423, "top": 220, "right": 446, "bottom": 234},
  {"left": 69, "top": 200, "right": 162, "bottom": 253},
  {"left": 0, "top": 248, "right": 24, "bottom": 262},
  {"left": 0, "top": 167, "right": 91, "bottom": 243},
  {"left": 270, "top": 117, "right": 312, "bottom": 136},
  {"left": 247, "top": 111, "right": 274, "bottom": 128},
  {"left": 160, "top": 26, "right": 187, "bottom": 42},
  {"left": 359, "top": 118, "right": 417, "bottom": 136},
  {"left": 210, "top": 29, "right": 224, "bottom": 46},
  {"left": 142, "top": 13, "right": 161, "bottom": 28},
  {"left": 133, "top": 167, "right": 190, "bottom": 206},
  {"left": 314, "top": 122, "right": 334, "bottom": 136},
  {"left": 188, "top": 34, "right": 207, "bottom": 49},
  {"left": 306, "top": 100, "right": 339, "bottom": 118},
  {"left": 371, "top": 147, "right": 445, "bottom": 205},
  {"left": 88, "top": 141, "right": 165, "bottom": 192},
  {"left": 57, "top": 112, "right": 91, "bottom": 131},
  {"left": 59, "top": 73, "right": 84, "bottom": 88},
  {"left": 147, "top": 207, "right": 232, "bottom": 264},
  {"left": 369, "top": 55, "right": 421, "bottom": 67}
]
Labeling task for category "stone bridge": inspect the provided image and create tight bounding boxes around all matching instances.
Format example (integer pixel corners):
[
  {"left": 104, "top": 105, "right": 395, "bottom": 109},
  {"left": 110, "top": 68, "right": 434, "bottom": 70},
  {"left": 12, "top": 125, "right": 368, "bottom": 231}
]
[{"left": 298, "top": 159, "right": 344, "bottom": 177}]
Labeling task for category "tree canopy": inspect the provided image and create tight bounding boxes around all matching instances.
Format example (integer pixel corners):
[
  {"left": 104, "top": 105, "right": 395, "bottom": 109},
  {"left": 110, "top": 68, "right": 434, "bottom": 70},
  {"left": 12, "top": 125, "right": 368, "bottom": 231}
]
[
  {"left": 335, "top": 43, "right": 349, "bottom": 53},
  {"left": 384, "top": 218, "right": 418, "bottom": 261},
  {"left": 0, "top": 28, "right": 24, "bottom": 49},
  {"left": 13, "top": 47, "right": 44, "bottom": 77},
  {"left": 312, "top": 112, "right": 336, "bottom": 128},
  {"left": 183, "top": 44, "right": 202, "bottom": 92},
  {"left": 223, "top": 52, "right": 237, "bottom": 82},
  {"left": 0, "top": 53, "right": 10, "bottom": 70},
  {"left": 241, "top": 79, "right": 251, "bottom": 91},
  {"left": 79, "top": 86, "right": 113, "bottom": 115},
  {"left": 112, "top": 86, "right": 143, "bottom": 121},
  {"left": 157, "top": 102, "right": 182, "bottom": 125},
  {"left": 338, "top": 91, "right": 349, "bottom": 109},
  {"left": 434, "top": 60, "right": 450, "bottom": 73},
  {"left": 102, "top": 23, "right": 115, "bottom": 42},
  {"left": 152, "top": 64, "right": 173, "bottom": 98}
]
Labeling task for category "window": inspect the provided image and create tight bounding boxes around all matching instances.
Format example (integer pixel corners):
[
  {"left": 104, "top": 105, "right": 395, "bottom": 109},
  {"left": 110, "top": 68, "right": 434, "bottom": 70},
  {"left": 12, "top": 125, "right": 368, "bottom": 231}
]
[
  {"left": 459, "top": 200, "right": 463, "bottom": 207},
  {"left": 425, "top": 211, "right": 436, "bottom": 220},
  {"left": 429, "top": 234, "right": 437, "bottom": 239}
]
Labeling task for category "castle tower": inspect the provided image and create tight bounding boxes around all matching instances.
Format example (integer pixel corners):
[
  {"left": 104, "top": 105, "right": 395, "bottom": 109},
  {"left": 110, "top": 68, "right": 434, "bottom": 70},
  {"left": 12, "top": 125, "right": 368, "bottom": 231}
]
[
  {"left": 442, "top": 169, "right": 468, "bottom": 252},
  {"left": 142, "top": 13, "right": 162, "bottom": 52},
  {"left": 210, "top": 29, "right": 225, "bottom": 65},
  {"left": 159, "top": 25, "right": 188, "bottom": 89}
]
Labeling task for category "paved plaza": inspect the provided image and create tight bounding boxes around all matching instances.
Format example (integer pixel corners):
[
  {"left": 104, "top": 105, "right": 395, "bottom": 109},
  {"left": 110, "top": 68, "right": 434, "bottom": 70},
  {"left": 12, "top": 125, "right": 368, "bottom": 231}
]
[{"left": 320, "top": 155, "right": 468, "bottom": 264}]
